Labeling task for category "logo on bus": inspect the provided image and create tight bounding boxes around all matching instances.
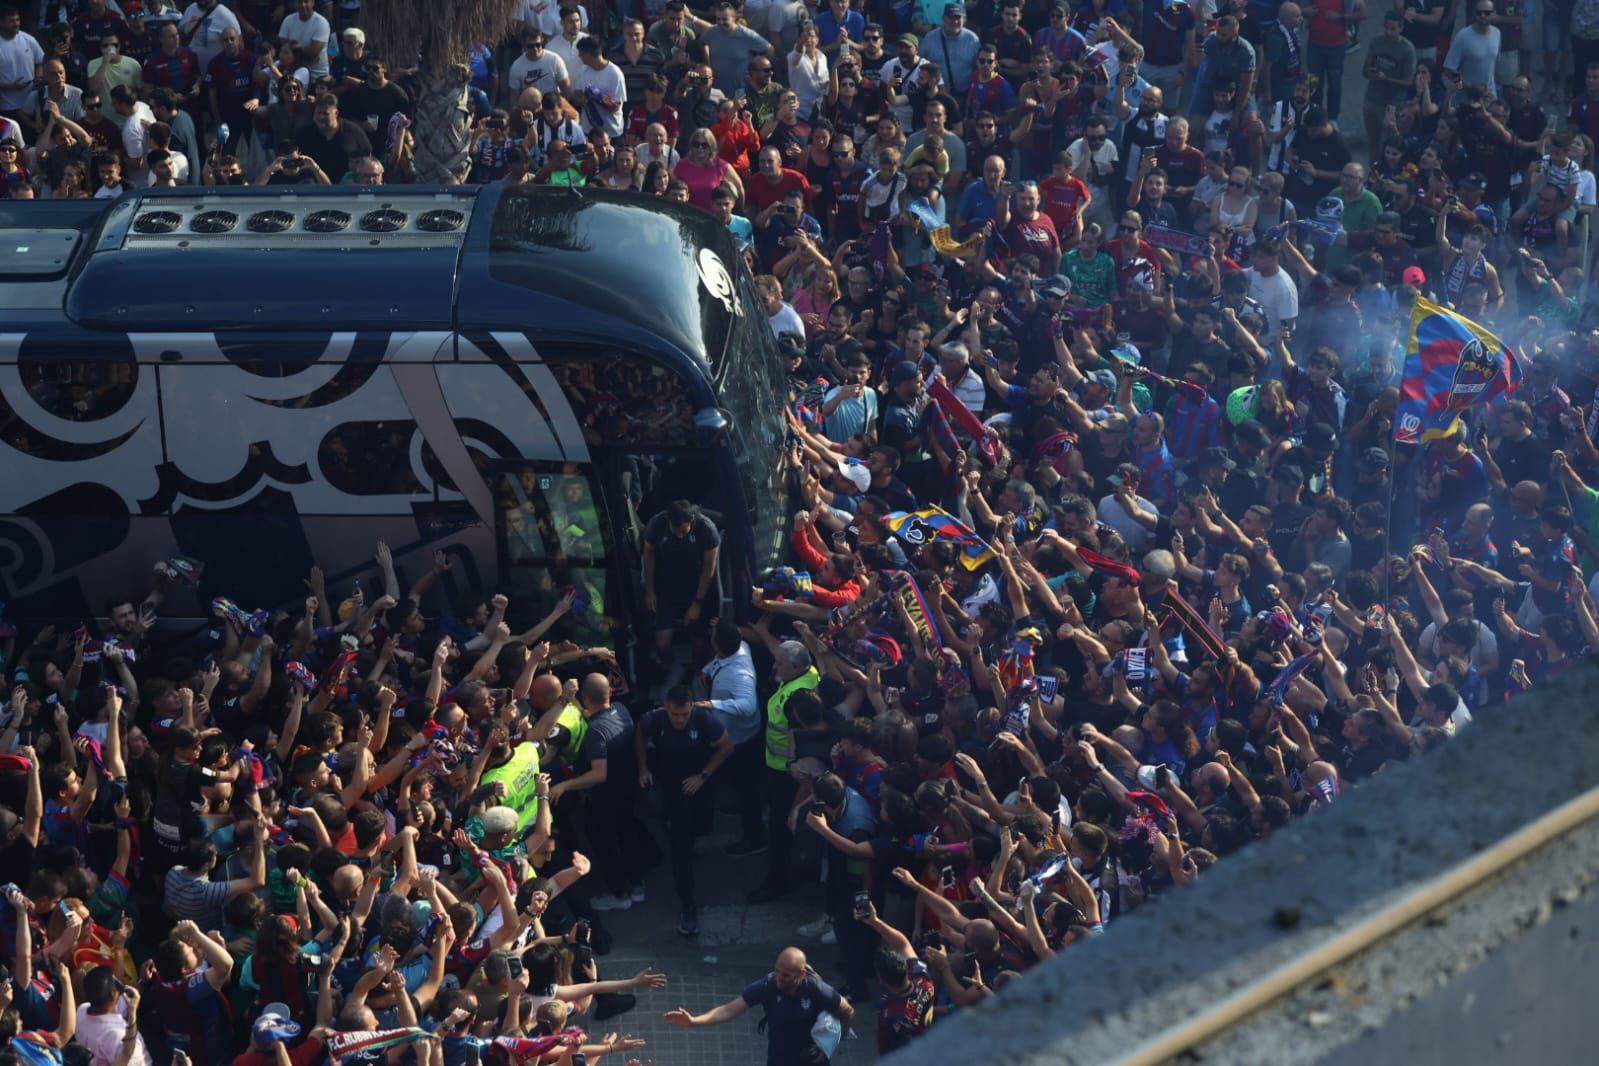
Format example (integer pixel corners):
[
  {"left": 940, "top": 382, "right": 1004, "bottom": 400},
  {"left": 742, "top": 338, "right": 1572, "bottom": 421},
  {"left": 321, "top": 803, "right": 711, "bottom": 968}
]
[{"left": 697, "top": 249, "right": 741, "bottom": 316}]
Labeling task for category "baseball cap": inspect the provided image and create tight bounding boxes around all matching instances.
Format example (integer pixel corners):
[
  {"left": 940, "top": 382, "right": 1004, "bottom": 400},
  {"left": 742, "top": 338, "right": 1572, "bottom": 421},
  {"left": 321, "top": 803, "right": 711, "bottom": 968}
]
[
  {"left": 1305, "top": 422, "right": 1337, "bottom": 454},
  {"left": 1107, "top": 462, "right": 1141, "bottom": 487},
  {"left": 1036, "top": 274, "right": 1072, "bottom": 299},
  {"left": 896, "top": 32, "right": 919, "bottom": 46},
  {"left": 889, "top": 360, "right": 922, "bottom": 386},
  {"left": 1272, "top": 465, "right": 1304, "bottom": 488},
  {"left": 944, "top": 2, "right": 967, "bottom": 14},
  {"left": 1402, "top": 266, "right": 1426, "bottom": 286},
  {"left": 1083, "top": 368, "right": 1117, "bottom": 393},
  {"left": 1361, "top": 446, "right": 1392, "bottom": 470},
  {"left": 1197, "top": 445, "right": 1237, "bottom": 471},
  {"left": 1455, "top": 172, "right": 1487, "bottom": 190},
  {"left": 252, "top": 1005, "right": 301, "bottom": 1051},
  {"left": 912, "top": 262, "right": 943, "bottom": 279},
  {"left": 836, "top": 460, "right": 871, "bottom": 494}
]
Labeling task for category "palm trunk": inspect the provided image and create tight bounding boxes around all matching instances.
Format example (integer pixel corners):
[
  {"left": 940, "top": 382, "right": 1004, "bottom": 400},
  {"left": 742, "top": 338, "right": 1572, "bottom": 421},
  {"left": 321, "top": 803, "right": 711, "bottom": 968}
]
[{"left": 411, "top": 66, "right": 473, "bottom": 185}]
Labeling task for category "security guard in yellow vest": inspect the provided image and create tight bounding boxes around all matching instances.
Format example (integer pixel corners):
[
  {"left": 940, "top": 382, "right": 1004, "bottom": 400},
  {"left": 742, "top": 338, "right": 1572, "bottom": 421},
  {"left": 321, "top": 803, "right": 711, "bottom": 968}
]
[{"left": 747, "top": 640, "right": 820, "bottom": 904}]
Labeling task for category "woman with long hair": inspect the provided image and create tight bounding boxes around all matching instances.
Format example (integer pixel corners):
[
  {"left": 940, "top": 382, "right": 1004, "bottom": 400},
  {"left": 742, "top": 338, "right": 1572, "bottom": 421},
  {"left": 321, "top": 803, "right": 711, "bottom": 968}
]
[{"left": 640, "top": 159, "right": 673, "bottom": 197}]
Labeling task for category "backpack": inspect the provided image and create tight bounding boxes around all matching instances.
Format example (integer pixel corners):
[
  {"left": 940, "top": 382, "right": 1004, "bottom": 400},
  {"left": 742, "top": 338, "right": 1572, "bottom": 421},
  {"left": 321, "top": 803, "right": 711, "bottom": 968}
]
[{"left": 1575, "top": 0, "right": 1599, "bottom": 39}]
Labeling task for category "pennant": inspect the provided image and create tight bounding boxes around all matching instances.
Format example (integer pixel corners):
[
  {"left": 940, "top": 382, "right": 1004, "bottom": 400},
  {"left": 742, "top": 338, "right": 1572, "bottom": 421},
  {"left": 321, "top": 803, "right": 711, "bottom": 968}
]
[
  {"left": 1395, "top": 296, "right": 1522, "bottom": 444},
  {"left": 883, "top": 507, "right": 996, "bottom": 571}
]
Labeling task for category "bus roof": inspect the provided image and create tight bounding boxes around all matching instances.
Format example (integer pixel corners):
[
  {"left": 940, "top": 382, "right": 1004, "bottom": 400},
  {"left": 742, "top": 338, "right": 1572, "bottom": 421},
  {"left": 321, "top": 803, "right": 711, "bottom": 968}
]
[{"left": 5, "top": 185, "right": 745, "bottom": 378}]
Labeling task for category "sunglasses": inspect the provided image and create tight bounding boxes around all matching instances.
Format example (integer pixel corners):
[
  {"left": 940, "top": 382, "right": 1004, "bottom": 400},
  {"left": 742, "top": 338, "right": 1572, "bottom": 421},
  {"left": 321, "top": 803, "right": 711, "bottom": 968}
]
[
  {"left": 831, "top": 150, "right": 851, "bottom": 158},
  {"left": 864, "top": 33, "right": 883, "bottom": 41}
]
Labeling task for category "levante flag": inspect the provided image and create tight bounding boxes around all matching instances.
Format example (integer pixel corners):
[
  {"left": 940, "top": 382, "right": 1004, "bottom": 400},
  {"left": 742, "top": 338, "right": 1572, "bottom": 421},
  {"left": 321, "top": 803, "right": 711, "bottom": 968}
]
[
  {"left": 1395, "top": 296, "right": 1522, "bottom": 444},
  {"left": 883, "top": 506, "right": 996, "bottom": 571}
]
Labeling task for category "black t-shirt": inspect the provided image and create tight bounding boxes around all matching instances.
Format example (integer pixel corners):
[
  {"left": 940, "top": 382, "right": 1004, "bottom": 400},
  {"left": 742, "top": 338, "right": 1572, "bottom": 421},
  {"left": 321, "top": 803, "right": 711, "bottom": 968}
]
[
  {"left": 1492, "top": 432, "right": 1550, "bottom": 491},
  {"left": 581, "top": 705, "right": 637, "bottom": 792},
  {"left": 640, "top": 706, "right": 725, "bottom": 784},
  {"left": 341, "top": 82, "right": 411, "bottom": 149},
  {"left": 644, "top": 512, "right": 722, "bottom": 606},
  {"left": 1287, "top": 130, "right": 1351, "bottom": 210},
  {"left": 293, "top": 117, "right": 373, "bottom": 183}
]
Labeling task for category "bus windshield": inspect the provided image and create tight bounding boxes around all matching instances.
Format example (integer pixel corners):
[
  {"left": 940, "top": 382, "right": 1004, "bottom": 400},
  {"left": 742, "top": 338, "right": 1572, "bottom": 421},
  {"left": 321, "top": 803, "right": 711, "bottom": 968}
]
[{"left": 716, "top": 274, "right": 789, "bottom": 575}]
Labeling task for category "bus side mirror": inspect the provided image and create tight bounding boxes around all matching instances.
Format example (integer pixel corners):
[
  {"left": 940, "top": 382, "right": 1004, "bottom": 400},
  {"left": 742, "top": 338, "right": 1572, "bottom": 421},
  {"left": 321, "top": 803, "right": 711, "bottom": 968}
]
[{"left": 693, "top": 406, "right": 729, "bottom": 447}]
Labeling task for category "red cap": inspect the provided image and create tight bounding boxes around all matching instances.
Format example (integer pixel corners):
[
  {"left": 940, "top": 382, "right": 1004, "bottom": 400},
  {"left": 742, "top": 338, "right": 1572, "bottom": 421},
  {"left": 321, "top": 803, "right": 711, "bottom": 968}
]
[{"left": 1402, "top": 266, "right": 1426, "bottom": 286}]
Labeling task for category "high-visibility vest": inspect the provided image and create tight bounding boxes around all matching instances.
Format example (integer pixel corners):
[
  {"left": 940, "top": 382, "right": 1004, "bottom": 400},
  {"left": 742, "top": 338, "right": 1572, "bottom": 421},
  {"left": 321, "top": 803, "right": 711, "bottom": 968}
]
[
  {"left": 480, "top": 741, "right": 543, "bottom": 832},
  {"left": 765, "top": 667, "right": 820, "bottom": 771}
]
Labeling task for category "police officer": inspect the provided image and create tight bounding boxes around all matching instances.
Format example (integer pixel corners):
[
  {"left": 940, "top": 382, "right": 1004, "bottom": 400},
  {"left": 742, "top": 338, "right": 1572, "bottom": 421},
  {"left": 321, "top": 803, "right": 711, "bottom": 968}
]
[
  {"left": 634, "top": 684, "right": 733, "bottom": 937},
  {"left": 664, "top": 946, "right": 854, "bottom": 1066}
]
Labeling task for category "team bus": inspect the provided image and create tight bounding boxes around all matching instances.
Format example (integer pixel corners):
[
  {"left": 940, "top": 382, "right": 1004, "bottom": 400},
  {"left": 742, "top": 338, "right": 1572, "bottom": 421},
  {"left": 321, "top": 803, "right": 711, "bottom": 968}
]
[{"left": 0, "top": 184, "right": 789, "bottom": 640}]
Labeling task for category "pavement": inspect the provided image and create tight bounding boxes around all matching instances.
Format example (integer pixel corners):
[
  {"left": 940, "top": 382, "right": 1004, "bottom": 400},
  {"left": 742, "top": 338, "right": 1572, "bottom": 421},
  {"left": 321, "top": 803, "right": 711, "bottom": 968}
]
[{"left": 577, "top": 805, "right": 879, "bottom": 1065}]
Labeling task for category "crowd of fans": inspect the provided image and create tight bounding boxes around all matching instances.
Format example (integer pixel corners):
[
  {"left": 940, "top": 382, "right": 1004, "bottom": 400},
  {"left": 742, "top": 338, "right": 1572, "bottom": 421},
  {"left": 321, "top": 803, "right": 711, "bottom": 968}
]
[{"left": 2, "top": 0, "right": 1599, "bottom": 1064}]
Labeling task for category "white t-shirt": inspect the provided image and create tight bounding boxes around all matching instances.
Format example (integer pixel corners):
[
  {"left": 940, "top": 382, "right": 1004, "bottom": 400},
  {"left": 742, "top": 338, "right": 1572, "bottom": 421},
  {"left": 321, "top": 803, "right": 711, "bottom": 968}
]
[
  {"left": 769, "top": 301, "right": 806, "bottom": 339},
  {"left": 279, "top": 11, "right": 331, "bottom": 78},
  {"left": 183, "top": 2, "right": 240, "bottom": 72},
  {"left": 507, "top": 49, "right": 569, "bottom": 97},
  {"left": 121, "top": 100, "right": 156, "bottom": 168},
  {"left": 0, "top": 29, "right": 45, "bottom": 111},
  {"left": 519, "top": 0, "right": 585, "bottom": 38},
  {"left": 76, "top": 1004, "right": 152, "bottom": 1066},
  {"left": 571, "top": 59, "right": 627, "bottom": 137},
  {"left": 1245, "top": 266, "right": 1299, "bottom": 334}
]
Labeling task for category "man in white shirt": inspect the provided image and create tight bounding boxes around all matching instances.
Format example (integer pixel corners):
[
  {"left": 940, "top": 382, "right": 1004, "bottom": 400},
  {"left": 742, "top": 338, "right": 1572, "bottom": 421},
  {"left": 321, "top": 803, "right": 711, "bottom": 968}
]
[
  {"left": 937, "top": 341, "right": 987, "bottom": 415},
  {"left": 181, "top": 0, "right": 240, "bottom": 73},
  {"left": 0, "top": 7, "right": 44, "bottom": 115},
  {"left": 519, "top": 0, "right": 584, "bottom": 39},
  {"left": 570, "top": 35, "right": 625, "bottom": 137},
  {"left": 507, "top": 30, "right": 569, "bottom": 101},
  {"left": 547, "top": 5, "right": 586, "bottom": 75},
  {"left": 111, "top": 83, "right": 154, "bottom": 179},
  {"left": 279, "top": 0, "right": 331, "bottom": 79},
  {"left": 1244, "top": 236, "right": 1300, "bottom": 335},
  {"left": 76, "top": 966, "right": 152, "bottom": 1066}
]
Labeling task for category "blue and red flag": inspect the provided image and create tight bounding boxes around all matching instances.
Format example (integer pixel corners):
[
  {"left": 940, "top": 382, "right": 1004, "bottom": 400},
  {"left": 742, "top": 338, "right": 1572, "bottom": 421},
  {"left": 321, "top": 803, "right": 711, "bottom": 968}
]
[
  {"left": 1395, "top": 296, "right": 1522, "bottom": 444},
  {"left": 883, "top": 507, "right": 995, "bottom": 571}
]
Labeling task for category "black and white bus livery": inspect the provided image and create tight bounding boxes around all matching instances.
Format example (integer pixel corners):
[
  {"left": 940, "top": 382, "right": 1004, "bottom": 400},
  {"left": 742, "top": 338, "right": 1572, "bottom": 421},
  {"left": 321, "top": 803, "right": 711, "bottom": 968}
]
[{"left": 0, "top": 185, "right": 788, "bottom": 638}]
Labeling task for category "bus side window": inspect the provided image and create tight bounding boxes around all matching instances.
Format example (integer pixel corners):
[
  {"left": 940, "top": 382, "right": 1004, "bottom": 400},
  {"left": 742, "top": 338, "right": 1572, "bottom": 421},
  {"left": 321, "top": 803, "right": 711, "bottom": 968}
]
[
  {"left": 18, "top": 359, "right": 138, "bottom": 424},
  {"left": 317, "top": 421, "right": 427, "bottom": 497}
]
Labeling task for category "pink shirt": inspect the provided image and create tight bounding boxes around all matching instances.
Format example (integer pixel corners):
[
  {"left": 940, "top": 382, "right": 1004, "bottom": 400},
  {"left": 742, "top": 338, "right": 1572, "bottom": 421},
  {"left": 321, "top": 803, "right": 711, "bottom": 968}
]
[{"left": 674, "top": 157, "right": 736, "bottom": 210}]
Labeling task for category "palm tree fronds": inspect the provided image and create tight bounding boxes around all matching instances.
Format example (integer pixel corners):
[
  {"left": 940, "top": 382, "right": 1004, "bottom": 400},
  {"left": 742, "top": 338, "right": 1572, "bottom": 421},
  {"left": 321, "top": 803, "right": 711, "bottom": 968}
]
[{"left": 361, "top": 0, "right": 526, "bottom": 70}]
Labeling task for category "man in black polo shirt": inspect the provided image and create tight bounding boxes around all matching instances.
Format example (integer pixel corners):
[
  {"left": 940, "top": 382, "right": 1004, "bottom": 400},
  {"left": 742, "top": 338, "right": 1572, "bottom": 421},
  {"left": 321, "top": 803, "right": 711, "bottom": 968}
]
[
  {"left": 295, "top": 92, "right": 371, "bottom": 183},
  {"left": 635, "top": 685, "right": 733, "bottom": 936},
  {"left": 665, "top": 946, "right": 854, "bottom": 1065}
]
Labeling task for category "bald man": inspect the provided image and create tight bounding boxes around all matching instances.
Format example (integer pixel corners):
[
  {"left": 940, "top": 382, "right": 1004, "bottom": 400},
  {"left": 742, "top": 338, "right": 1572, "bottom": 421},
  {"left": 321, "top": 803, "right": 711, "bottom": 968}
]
[
  {"left": 665, "top": 946, "right": 853, "bottom": 1065},
  {"left": 548, "top": 674, "right": 653, "bottom": 912}
]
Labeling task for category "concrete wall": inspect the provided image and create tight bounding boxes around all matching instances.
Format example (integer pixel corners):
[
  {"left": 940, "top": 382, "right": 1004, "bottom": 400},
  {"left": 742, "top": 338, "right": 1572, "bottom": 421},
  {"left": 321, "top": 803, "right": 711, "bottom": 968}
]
[{"left": 884, "top": 660, "right": 1599, "bottom": 1066}]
